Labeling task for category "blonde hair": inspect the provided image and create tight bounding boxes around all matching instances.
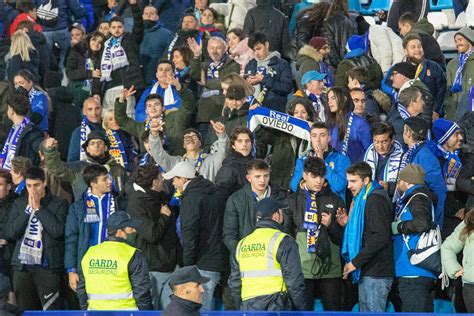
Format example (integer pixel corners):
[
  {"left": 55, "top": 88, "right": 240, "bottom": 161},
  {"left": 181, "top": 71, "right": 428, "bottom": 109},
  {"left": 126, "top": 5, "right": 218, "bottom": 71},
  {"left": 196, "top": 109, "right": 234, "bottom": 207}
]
[
  {"left": 10, "top": 30, "right": 36, "bottom": 62},
  {"left": 102, "top": 109, "right": 116, "bottom": 130}
]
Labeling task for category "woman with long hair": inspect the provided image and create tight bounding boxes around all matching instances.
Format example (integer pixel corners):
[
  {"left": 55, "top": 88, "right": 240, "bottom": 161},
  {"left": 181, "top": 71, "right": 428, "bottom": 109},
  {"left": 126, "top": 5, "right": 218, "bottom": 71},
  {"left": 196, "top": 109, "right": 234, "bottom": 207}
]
[
  {"left": 327, "top": 87, "right": 371, "bottom": 162},
  {"left": 226, "top": 28, "right": 254, "bottom": 75},
  {"left": 296, "top": 0, "right": 354, "bottom": 68},
  {"left": 13, "top": 69, "right": 50, "bottom": 133},
  {"left": 65, "top": 31, "right": 106, "bottom": 104},
  {"left": 7, "top": 30, "right": 40, "bottom": 82},
  {"left": 442, "top": 209, "right": 474, "bottom": 312}
]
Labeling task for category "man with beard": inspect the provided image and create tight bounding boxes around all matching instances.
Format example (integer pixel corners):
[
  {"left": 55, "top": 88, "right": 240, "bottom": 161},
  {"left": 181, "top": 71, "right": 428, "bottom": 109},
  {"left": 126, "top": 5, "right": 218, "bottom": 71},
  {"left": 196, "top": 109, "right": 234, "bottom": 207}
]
[
  {"left": 68, "top": 97, "right": 104, "bottom": 162},
  {"left": 164, "top": 13, "right": 201, "bottom": 60},
  {"left": 43, "top": 131, "right": 127, "bottom": 200},
  {"left": 139, "top": 5, "right": 173, "bottom": 86}
]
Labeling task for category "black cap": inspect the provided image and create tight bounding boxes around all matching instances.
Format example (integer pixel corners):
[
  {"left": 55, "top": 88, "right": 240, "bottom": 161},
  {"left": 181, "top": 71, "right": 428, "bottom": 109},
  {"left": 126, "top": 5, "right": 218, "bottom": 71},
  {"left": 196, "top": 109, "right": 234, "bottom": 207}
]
[
  {"left": 256, "top": 197, "right": 287, "bottom": 219},
  {"left": 404, "top": 117, "right": 429, "bottom": 138},
  {"left": 392, "top": 62, "right": 416, "bottom": 79},
  {"left": 82, "top": 130, "right": 109, "bottom": 150},
  {"left": 106, "top": 211, "right": 142, "bottom": 230},
  {"left": 226, "top": 84, "right": 246, "bottom": 100},
  {"left": 169, "top": 266, "right": 210, "bottom": 288}
]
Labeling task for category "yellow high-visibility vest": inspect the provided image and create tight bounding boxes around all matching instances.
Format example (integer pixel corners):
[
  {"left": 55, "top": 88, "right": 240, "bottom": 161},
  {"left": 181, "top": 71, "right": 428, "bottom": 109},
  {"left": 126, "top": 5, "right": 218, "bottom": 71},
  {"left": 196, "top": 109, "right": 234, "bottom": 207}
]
[
  {"left": 236, "top": 228, "right": 288, "bottom": 301},
  {"left": 81, "top": 240, "right": 138, "bottom": 310}
]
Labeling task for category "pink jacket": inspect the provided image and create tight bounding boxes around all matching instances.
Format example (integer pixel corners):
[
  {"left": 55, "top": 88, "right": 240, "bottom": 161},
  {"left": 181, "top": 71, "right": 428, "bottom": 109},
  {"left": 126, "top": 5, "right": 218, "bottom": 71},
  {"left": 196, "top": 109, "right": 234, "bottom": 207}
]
[{"left": 229, "top": 37, "right": 254, "bottom": 75}]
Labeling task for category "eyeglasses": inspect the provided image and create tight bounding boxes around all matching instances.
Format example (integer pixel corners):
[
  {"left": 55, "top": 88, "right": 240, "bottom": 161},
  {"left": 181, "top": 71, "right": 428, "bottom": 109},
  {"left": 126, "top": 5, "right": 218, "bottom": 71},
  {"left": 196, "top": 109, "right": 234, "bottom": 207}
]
[{"left": 183, "top": 135, "right": 199, "bottom": 141}]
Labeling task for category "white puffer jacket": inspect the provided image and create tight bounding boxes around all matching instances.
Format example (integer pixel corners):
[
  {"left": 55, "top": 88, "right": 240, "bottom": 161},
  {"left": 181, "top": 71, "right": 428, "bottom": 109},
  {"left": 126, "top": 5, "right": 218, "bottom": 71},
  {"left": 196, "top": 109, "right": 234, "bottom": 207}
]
[
  {"left": 210, "top": 0, "right": 257, "bottom": 31},
  {"left": 369, "top": 24, "right": 405, "bottom": 73},
  {"left": 466, "top": 0, "right": 474, "bottom": 27}
]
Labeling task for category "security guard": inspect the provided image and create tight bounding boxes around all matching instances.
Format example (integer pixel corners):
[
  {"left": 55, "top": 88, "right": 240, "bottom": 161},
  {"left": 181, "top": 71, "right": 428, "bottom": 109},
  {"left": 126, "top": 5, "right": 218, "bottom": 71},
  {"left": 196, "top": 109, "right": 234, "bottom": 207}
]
[
  {"left": 76, "top": 211, "right": 153, "bottom": 310},
  {"left": 229, "top": 197, "right": 306, "bottom": 311}
]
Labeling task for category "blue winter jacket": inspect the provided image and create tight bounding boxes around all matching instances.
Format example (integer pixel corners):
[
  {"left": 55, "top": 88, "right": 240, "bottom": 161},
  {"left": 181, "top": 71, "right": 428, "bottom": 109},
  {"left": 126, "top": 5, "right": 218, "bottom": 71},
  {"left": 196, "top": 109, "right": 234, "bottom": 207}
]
[
  {"left": 245, "top": 55, "right": 293, "bottom": 113},
  {"left": 140, "top": 21, "right": 173, "bottom": 86},
  {"left": 29, "top": 88, "right": 49, "bottom": 132},
  {"left": 329, "top": 112, "right": 372, "bottom": 163},
  {"left": 393, "top": 185, "right": 437, "bottom": 279},
  {"left": 37, "top": 0, "right": 85, "bottom": 31},
  {"left": 382, "top": 59, "right": 446, "bottom": 115},
  {"left": 407, "top": 143, "right": 447, "bottom": 227},
  {"left": 290, "top": 149, "right": 351, "bottom": 202}
]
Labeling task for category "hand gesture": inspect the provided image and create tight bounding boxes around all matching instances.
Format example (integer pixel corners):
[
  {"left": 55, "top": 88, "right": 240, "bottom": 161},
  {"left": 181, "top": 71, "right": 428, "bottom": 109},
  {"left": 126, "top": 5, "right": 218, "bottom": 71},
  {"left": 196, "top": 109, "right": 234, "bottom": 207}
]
[
  {"left": 320, "top": 212, "right": 332, "bottom": 227},
  {"left": 210, "top": 120, "right": 225, "bottom": 135},
  {"left": 314, "top": 145, "right": 324, "bottom": 158},
  {"left": 187, "top": 37, "right": 202, "bottom": 57},
  {"left": 28, "top": 190, "right": 41, "bottom": 210},
  {"left": 93, "top": 94, "right": 101, "bottom": 104},
  {"left": 336, "top": 207, "right": 348, "bottom": 227},
  {"left": 455, "top": 208, "right": 465, "bottom": 220},
  {"left": 160, "top": 205, "right": 171, "bottom": 217},
  {"left": 343, "top": 262, "right": 356, "bottom": 279},
  {"left": 149, "top": 118, "right": 165, "bottom": 136},
  {"left": 119, "top": 85, "right": 136, "bottom": 103},
  {"left": 69, "top": 272, "right": 79, "bottom": 292},
  {"left": 167, "top": 75, "right": 182, "bottom": 91},
  {"left": 44, "top": 137, "right": 58, "bottom": 150}
]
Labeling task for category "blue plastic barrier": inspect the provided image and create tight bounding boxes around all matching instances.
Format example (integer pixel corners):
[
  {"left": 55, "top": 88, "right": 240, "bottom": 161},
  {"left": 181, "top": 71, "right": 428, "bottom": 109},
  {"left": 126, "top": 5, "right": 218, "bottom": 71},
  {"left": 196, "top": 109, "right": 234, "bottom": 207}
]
[{"left": 25, "top": 312, "right": 459, "bottom": 316}]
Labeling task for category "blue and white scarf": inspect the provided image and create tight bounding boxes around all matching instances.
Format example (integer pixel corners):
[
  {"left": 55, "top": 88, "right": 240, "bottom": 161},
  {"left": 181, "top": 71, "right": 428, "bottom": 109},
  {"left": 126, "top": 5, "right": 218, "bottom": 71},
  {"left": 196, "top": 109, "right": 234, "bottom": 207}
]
[
  {"left": 341, "top": 112, "right": 355, "bottom": 156},
  {"left": 470, "top": 86, "right": 474, "bottom": 112},
  {"left": 105, "top": 129, "right": 128, "bottom": 169},
  {"left": 84, "top": 57, "right": 95, "bottom": 91},
  {"left": 399, "top": 142, "right": 422, "bottom": 171},
  {"left": 397, "top": 103, "right": 411, "bottom": 120},
  {"left": 101, "top": 36, "right": 129, "bottom": 82},
  {"left": 18, "top": 206, "right": 43, "bottom": 265},
  {"left": 0, "top": 117, "right": 30, "bottom": 171},
  {"left": 83, "top": 188, "right": 116, "bottom": 224},
  {"left": 248, "top": 107, "right": 312, "bottom": 143},
  {"left": 183, "top": 151, "right": 205, "bottom": 173},
  {"left": 15, "top": 180, "right": 26, "bottom": 195},
  {"left": 438, "top": 145, "right": 462, "bottom": 189},
  {"left": 364, "top": 140, "right": 404, "bottom": 182},
  {"left": 150, "top": 83, "right": 181, "bottom": 112},
  {"left": 252, "top": 187, "right": 271, "bottom": 202},
  {"left": 79, "top": 118, "right": 92, "bottom": 161},
  {"left": 341, "top": 182, "right": 379, "bottom": 283},
  {"left": 175, "top": 66, "right": 189, "bottom": 80},
  {"left": 319, "top": 60, "right": 334, "bottom": 87},
  {"left": 451, "top": 51, "right": 473, "bottom": 93},
  {"left": 303, "top": 187, "right": 319, "bottom": 253},
  {"left": 206, "top": 56, "right": 226, "bottom": 80},
  {"left": 307, "top": 91, "right": 326, "bottom": 122}
]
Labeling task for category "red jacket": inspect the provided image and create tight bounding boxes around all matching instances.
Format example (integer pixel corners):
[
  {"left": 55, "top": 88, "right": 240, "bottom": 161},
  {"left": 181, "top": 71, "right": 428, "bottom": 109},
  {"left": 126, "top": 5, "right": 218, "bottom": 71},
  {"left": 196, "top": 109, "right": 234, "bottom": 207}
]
[{"left": 8, "top": 13, "right": 43, "bottom": 37}]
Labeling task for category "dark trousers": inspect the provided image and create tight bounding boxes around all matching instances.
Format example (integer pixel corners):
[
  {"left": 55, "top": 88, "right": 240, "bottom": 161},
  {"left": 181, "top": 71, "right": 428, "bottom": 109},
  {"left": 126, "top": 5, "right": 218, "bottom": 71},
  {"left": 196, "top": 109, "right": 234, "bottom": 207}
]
[
  {"left": 304, "top": 278, "right": 341, "bottom": 311},
  {"left": 464, "top": 283, "right": 474, "bottom": 313},
  {"left": 13, "top": 267, "right": 61, "bottom": 311},
  {"left": 398, "top": 277, "right": 435, "bottom": 312}
]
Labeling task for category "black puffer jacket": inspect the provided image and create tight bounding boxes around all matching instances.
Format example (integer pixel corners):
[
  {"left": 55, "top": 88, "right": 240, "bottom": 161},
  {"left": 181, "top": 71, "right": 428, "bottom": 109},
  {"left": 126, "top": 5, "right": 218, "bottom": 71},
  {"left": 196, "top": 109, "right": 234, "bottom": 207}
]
[
  {"left": 127, "top": 183, "right": 181, "bottom": 273},
  {"left": 215, "top": 151, "right": 253, "bottom": 199},
  {"left": 28, "top": 30, "right": 52, "bottom": 84},
  {"left": 0, "top": 192, "right": 16, "bottom": 277},
  {"left": 5, "top": 190, "right": 69, "bottom": 271},
  {"left": 180, "top": 176, "right": 227, "bottom": 272},
  {"left": 243, "top": 0, "right": 292, "bottom": 61},
  {"left": 296, "top": 11, "right": 355, "bottom": 68}
]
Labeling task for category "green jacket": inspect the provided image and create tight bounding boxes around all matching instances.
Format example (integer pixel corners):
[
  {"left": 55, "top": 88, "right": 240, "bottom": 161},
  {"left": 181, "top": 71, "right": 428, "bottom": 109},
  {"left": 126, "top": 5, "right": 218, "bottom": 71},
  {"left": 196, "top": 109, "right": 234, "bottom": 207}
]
[
  {"left": 444, "top": 53, "right": 474, "bottom": 120},
  {"left": 190, "top": 54, "right": 240, "bottom": 123},
  {"left": 441, "top": 220, "right": 474, "bottom": 284},
  {"left": 295, "top": 45, "right": 323, "bottom": 91},
  {"left": 114, "top": 86, "right": 195, "bottom": 156},
  {"left": 44, "top": 147, "right": 127, "bottom": 200}
]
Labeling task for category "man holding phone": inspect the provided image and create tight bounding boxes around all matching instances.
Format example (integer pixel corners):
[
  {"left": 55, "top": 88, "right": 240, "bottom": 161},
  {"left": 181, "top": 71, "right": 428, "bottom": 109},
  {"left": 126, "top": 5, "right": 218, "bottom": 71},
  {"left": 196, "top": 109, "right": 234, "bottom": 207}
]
[{"left": 285, "top": 157, "right": 345, "bottom": 311}]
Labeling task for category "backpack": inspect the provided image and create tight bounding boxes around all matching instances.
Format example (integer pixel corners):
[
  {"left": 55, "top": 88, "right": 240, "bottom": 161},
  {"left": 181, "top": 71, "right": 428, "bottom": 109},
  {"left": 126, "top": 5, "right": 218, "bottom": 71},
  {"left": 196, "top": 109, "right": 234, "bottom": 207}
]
[{"left": 36, "top": 0, "right": 59, "bottom": 28}]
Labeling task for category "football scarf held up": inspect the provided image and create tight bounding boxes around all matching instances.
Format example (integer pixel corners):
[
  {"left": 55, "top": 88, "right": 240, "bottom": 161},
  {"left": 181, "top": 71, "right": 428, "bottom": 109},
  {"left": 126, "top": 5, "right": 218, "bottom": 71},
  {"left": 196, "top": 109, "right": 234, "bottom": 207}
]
[
  {"left": 79, "top": 118, "right": 92, "bottom": 161},
  {"left": 303, "top": 187, "right": 319, "bottom": 253},
  {"left": 105, "top": 129, "right": 128, "bottom": 169}
]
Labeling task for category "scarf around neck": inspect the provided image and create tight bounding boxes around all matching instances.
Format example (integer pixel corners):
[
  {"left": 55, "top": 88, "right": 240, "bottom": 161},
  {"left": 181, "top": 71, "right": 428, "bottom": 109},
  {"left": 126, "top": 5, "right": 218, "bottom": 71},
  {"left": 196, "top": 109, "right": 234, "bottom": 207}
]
[
  {"left": 364, "top": 140, "right": 404, "bottom": 182},
  {"left": 79, "top": 118, "right": 92, "bottom": 161},
  {"left": 451, "top": 51, "right": 473, "bottom": 93},
  {"left": 303, "top": 186, "right": 320, "bottom": 253},
  {"left": 0, "top": 117, "right": 30, "bottom": 171},
  {"left": 101, "top": 36, "right": 129, "bottom": 82},
  {"left": 341, "top": 182, "right": 378, "bottom": 283},
  {"left": 150, "top": 83, "right": 182, "bottom": 112},
  {"left": 18, "top": 205, "right": 44, "bottom": 265}
]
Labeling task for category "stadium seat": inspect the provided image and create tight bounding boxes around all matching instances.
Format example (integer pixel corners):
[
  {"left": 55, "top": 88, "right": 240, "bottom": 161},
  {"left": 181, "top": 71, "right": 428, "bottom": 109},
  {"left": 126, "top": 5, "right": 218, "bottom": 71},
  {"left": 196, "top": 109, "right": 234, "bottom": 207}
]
[
  {"left": 427, "top": 11, "right": 449, "bottom": 30},
  {"left": 363, "top": 15, "right": 377, "bottom": 25},
  {"left": 431, "top": 0, "right": 454, "bottom": 11},
  {"left": 437, "top": 30, "right": 457, "bottom": 51},
  {"left": 349, "top": 0, "right": 392, "bottom": 15},
  {"left": 449, "top": 12, "right": 467, "bottom": 29}
]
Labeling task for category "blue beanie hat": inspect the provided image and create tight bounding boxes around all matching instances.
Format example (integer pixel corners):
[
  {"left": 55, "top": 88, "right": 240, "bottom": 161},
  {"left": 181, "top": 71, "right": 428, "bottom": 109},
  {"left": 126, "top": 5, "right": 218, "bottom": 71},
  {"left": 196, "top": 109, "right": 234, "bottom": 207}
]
[
  {"left": 432, "top": 118, "right": 460, "bottom": 145},
  {"left": 344, "top": 33, "right": 369, "bottom": 59}
]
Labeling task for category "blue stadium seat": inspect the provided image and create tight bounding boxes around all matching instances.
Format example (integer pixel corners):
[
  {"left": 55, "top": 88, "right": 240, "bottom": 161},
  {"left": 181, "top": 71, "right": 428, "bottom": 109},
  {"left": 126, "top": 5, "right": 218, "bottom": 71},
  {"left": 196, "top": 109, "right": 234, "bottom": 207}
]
[
  {"left": 348, "top": 0, "right": 392, "bottom": 15},
  {"left": 431, "top": 0, "right": 454, "bottom": 11}
]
